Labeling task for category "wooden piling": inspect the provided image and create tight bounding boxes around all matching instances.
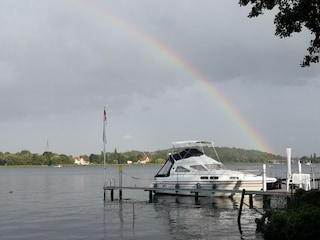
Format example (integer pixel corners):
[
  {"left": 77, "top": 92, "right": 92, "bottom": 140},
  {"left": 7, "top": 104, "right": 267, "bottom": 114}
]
[
  {"left": 238, "top": 189, "right": 246, "bottom": 225},
  {"left": 195, "top": 191, "right": 199, "bottom": 203},
  {"left": 149, "top": 190, "right": 153, "bottom": 203},
  {"left": 249, "top": 194, "right": 253, "bottom": 209},
  {"left": 119, "top": 189, "right": 122, "bottom": 201},
  {"left": 119, "top": 165, "right": 123, "bottom": 201},
  {"left": 263, "top": 195, "right": 271, "bottom": 209},
  {"left": 237, "top": 189, "right": 246, "bottom": 234},
  {"left": 111, "top": 189, "right": 114, "bottom": 201}
]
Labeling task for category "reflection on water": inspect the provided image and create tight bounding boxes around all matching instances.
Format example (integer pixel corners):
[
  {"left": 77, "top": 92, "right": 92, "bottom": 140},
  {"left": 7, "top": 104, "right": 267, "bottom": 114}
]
[
  {"left": 101, "top": 194, "right": 264, "bottom": 240},
  {"left": 151, "top": 195, "right": 263, "bottom": 240},
  {"left": 0, "top": 166, "right": 268, "bottom": 240},
  {"left": 153, "top": 194, "right": 239, "bottom": 209}
]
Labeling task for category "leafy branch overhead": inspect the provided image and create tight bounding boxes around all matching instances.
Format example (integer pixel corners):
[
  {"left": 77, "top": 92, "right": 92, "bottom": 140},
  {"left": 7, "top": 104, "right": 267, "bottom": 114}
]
[{"left": 239, "top": 0, "right": 320, "bottom": 67}]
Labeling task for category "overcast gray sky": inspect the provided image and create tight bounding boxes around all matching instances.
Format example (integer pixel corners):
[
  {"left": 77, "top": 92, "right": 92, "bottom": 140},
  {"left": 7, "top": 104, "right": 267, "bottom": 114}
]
[{"left": 0, "top": 0, "right": 319, "bottom": 157}]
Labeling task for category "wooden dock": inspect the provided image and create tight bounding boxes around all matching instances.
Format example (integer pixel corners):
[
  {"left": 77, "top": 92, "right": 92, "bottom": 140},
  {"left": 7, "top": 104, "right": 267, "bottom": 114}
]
[{"left": 103, "top": 185, "right": 293, "bottom": 208}]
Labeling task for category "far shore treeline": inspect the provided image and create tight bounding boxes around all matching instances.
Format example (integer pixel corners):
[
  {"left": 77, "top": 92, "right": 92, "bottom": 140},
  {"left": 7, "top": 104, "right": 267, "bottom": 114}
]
[{"left": 0, "top": 147, "right": 319, "bottom": 166}]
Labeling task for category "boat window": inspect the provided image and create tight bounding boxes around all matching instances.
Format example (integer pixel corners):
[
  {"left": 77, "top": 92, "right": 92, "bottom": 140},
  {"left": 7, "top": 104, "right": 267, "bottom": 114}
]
[
  {"left": 190, "top": 165, "right": 207, "bottom": 171},
  {"left": 230, "top": 177, "right": 239, "bottom": 180},
  {"left": 210, "top": 176, "right": 219, "bottom": 179},
  {"left": 175, "top": 166, "right": 190, "bottom": 172},
  {"left": 200, "top": 176, "right": 208, "bottom": 179},
  {"left": 205, "top": 164, "right": 223, "bottom": 170}
]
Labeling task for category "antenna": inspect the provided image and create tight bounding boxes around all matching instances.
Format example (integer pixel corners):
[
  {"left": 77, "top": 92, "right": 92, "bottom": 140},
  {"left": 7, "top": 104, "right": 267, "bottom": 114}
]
[{"left": 46, "top": 140, "right": 50, "bottom": 152}]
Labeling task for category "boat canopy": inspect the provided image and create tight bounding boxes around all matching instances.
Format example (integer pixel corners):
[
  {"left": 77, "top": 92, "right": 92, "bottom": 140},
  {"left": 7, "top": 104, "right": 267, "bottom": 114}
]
[
  {"left": 155, "top": 148, "right": 204, "bottom": 177},
  {"left": 172, "top": 140, "right": 214, "bottom": 148}
]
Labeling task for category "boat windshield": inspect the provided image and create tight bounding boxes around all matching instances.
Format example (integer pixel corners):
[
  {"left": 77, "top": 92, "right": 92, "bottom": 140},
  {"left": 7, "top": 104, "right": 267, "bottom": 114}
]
[
  {"left": 205, "top": 164, "right": 224, "bottom": 170},
  {"left": 171, "top": 148, "right": 203, "bottom": 161}
]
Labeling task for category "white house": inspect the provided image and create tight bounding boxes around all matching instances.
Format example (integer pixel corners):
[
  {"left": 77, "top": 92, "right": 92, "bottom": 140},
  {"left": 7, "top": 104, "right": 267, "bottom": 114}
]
[
  {"left": 74, "top": 157, "right": 90, "bottom": 166},
  {"left": 138, "top": 156, "right": 152, "bottom": 164}
]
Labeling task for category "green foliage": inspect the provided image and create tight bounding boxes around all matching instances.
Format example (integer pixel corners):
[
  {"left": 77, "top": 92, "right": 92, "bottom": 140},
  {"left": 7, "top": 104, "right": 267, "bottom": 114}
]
[
  {"left": 0, "top": 151, "right": 73, "bottom": 166},
  {"left": 256, "top": 190, "right": 320, "bottom": 240},
  {"left": 239, "top": 0, "right": 320, "bottom": 67},
  {"left": 43, "top": 151, "right": 54, "bottom": 165},
  {"left": 216, "top": 147, "right": 283, "bottom": 163},
  {"left": 153, "top": 158, "right": 166, "bottom": 164},
  {"left": 89, "top": 154, "right": 101, "bottom": 164},
  {"left": 31, "top": 154, "right": 46, "bottom": 165}
]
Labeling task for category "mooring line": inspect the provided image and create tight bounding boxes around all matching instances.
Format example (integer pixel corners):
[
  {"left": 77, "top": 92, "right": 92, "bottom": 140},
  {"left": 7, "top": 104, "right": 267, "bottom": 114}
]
[{"left": 122, "top": 171, "right": 153, "bottom": 181}]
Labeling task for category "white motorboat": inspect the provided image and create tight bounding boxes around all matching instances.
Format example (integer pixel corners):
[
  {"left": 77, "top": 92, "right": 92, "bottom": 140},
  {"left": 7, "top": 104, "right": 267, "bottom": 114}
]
[{"left": 150, "top": 140, "right": 277, "bottom": 197}]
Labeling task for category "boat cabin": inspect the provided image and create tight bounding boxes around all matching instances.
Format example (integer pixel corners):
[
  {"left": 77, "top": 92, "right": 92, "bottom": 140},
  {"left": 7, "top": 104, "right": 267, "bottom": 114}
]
[{"left": 154, "top": 148, "right": 223, "bottom": 178}]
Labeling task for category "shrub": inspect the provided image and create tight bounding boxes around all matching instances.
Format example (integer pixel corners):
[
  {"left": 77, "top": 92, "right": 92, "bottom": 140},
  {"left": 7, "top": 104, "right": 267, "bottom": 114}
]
[{"left": 257, "top": 189, "right": 320, "bottom": 240}]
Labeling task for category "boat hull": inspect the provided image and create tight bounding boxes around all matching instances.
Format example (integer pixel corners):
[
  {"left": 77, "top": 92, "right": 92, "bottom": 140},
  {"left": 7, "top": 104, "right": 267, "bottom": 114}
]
[{"left": 151, "top": 179, "right": 275, "bottom": 197}]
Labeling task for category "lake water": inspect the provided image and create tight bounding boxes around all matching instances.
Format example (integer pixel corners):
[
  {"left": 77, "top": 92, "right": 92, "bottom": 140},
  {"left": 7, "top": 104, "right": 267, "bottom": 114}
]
[{"left": 0, "top": 163, "right": 318, "bottom": 240}]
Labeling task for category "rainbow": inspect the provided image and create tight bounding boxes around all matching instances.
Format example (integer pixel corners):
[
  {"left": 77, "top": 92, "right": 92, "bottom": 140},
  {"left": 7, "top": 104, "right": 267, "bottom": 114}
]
[{"left": 71, "top": 0, "right": 273, "bottom": 153}]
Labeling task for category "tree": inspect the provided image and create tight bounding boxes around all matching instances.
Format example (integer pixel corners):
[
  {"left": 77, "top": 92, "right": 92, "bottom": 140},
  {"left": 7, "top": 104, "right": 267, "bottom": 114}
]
[
  {"left": 57, "top": 154, "right": 73, "bottom": 165},
  {"left": 31, "top": 154, "right": 46, "bottom": 165},
  {"left": 0, "top": 159, "right": 6, "bottom": 165},
  {"left": 113, "top": 148, "right": 119, "bottom": 164},
  {"left": 239, "top": 0, "right": 320, "bottom": 67},
  {"left": 19, "top": 150, "right": 32, "bottom": 164},
  {"left": 89, "top": 154, "right": 101, "bottom": 164}
]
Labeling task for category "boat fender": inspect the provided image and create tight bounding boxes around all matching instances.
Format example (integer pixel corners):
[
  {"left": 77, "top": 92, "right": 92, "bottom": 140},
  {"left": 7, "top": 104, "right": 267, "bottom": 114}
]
[
  {"left": 212, "top": 184, "right": 217, "bottom": 190},
  {"left": 175, "top": 183, "right": 180, "bottom": 189},
  {"left": 196, "top": 183, "right": 201, "bottom": 189}
]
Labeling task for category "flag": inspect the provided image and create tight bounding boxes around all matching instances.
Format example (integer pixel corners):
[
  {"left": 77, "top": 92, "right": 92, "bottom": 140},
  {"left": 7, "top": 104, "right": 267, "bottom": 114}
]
[
  {"left": 104, "top": 108, "right": 107, "bottom": 122},
  {"left": 103, "top": 108, "right": 107, "bottom": 143}
]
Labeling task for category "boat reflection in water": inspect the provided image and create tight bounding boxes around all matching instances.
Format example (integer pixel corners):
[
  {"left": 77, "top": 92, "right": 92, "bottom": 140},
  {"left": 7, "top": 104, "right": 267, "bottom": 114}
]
[
  {"left": 153, "top": 192, "right": 265, "bottom": 209},
  {"left": 151, "top": 193, "right": 264, "bottom": 240},
  {"left": 153, "top": 194, "right": 238, "bottom": 209}
]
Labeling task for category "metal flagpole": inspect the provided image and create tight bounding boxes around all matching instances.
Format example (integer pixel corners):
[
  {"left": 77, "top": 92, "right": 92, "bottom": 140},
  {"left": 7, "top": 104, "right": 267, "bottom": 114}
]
[{"left": 103, "top": 107, "right": 107, "bottom": 182}]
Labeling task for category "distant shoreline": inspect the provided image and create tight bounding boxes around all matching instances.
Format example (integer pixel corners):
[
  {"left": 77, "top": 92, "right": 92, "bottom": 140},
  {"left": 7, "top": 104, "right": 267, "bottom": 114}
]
[
  {"left": 0, "top": 163, "right": 165, "bottom": 168},
  {"left": 0, "top": 162, "right": 271, "bottom": 169}
]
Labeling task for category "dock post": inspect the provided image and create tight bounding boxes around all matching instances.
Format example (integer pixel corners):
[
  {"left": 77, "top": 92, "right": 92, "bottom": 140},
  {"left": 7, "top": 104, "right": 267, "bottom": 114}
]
[
  {"left": 149, "top": 190, "right": 153, "bottom": 203},
  {"left": 263, "top": 195, "right": 271, "bottom": 209},
  {"left": 286, "top": 196, "right": 291, "bottom": 207},
  {"left": 237, "top": 189, "right": 246, "bottom": 234},
  {"left": 194, "top": 183, "right": 200, "bottom": 204},
  {"left": 104, "top": 189, "right": 106, "bottom": 201},
  {"left": 262, "top": 164, "right": 267, "bottom": 191},
  {"left": 119, "top": 165, "right": 123, "bottom": 201},
  {"left": 195, "top": 191, "right": 199, "bottom": 204},
  {"left": 111, "top": 189, "right": 114, "bottom": 201},
  {"left": 286, "top": 148, "right": 292, "bottom": 191},
  {"left": 175, "top": 183, "right": 180, "bottom": 194},
  {"left": 249, "top": 194, "right": 253, "bottom": 209},
  {"left": 119, "top": 189, "right": 122, "bottom": 201}
]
